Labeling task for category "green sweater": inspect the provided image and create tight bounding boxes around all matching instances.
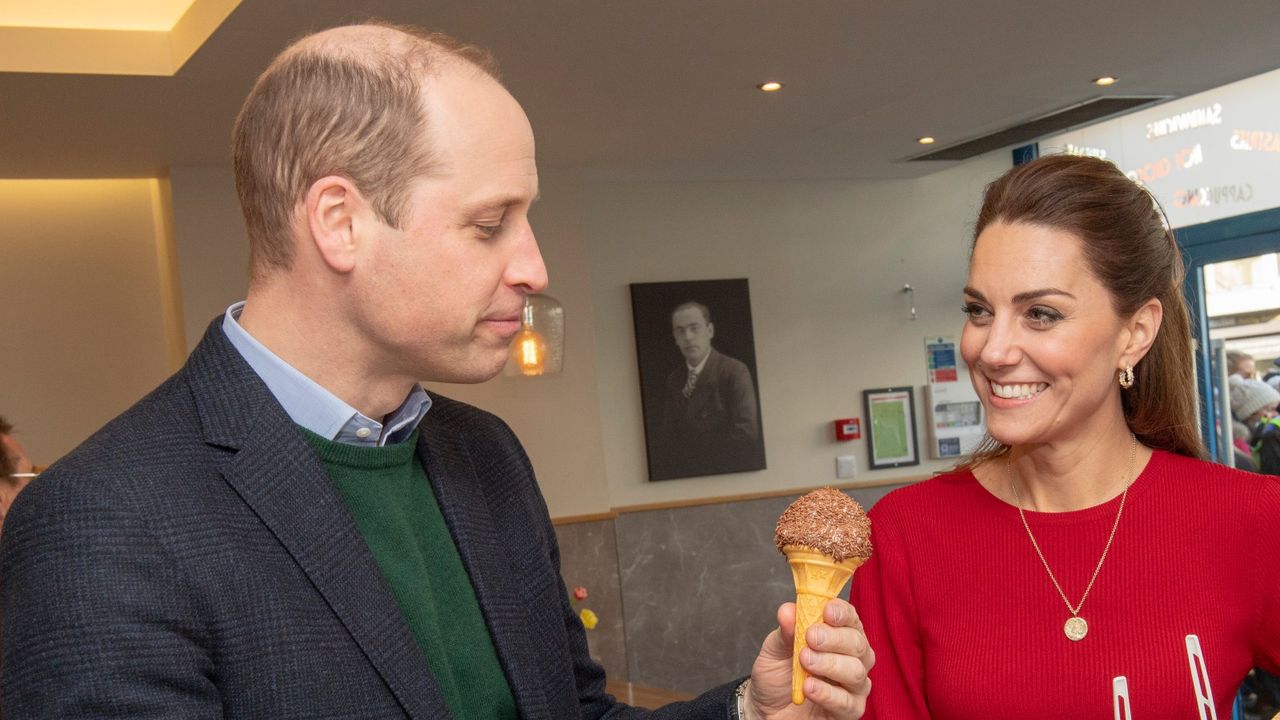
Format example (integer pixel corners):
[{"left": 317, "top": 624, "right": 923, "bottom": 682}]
[{"left": 303, "top": 429, "right": 517, "bottom": 719}]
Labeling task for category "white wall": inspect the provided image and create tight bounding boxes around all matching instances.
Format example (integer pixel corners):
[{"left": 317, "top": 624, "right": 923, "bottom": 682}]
[
  {"left": 0, "top": 179, "right": 177, "bottom": 466},
  {"left": 584, "top": 152, "right": 1009, "bottom": 507},
  {"left": 170, "top": 166, "right": 250, "bottom": 349}
]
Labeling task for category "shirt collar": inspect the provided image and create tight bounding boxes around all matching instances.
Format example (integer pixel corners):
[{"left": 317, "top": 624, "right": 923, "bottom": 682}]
[
  {"left": 221, "top": 301, "right": 431, "bottom": 446},
  {"left": 687, "top": 349, "right": 712, "bottom": 375}
]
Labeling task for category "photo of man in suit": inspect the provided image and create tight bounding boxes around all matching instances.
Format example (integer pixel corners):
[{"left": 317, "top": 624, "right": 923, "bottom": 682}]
[
  {"left": 0, "top": 22, "right": 871, "bottom": 720},
  {"left": 657, "top": 301, "right": 765, "bottom": 479}
]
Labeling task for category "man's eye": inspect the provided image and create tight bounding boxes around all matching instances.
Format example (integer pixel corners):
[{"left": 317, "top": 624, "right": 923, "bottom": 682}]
[{"left": 475, "top": 224, "right": 501, "bottom": 238}]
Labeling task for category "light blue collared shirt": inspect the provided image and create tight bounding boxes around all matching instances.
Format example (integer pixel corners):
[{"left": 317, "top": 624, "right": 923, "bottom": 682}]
[{"left": 222, "top": 302, "right": 431, "bottom": 447}]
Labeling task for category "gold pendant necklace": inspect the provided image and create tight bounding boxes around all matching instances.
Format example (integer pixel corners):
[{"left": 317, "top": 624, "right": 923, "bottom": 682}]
[{"left": 1007, "top": 434, "right": 1136, "bottom": 642}]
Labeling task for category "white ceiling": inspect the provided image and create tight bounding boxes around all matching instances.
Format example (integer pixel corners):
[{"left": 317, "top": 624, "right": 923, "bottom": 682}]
[{"left": 3, "top": 0, "right": 1279, "bottom": 180}]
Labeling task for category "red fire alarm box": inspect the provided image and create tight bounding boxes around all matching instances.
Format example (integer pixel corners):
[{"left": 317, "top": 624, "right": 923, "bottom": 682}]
[{"left": 834, "top": 418, "right": 861, "bottom": 441}]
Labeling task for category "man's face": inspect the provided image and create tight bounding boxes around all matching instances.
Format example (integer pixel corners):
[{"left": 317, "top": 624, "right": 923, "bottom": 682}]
[
  {"left": 672, "top": 307, "right": 714, "bottom": 366},
  {"left": 353, "top": 65, "right": 547, "bottom": 384}
]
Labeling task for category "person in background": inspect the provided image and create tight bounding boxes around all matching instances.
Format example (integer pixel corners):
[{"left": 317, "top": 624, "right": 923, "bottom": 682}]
[
  {"left": 1227, "top": 349, "right": 1256, "bottom": 380},
  {"left": 851, "top": 154, "right": 1280, "bottom": 719},
  {"left": 1230, "top": 376, "right": 1280, "bottom": 476},
  {"left": 0, "top": 413, "right": 36, "bottom": 720},
  {"left": 1265, "top": 360, "right": 1280, "bottom": 387},
  {"left": 0, "top": 416, "right": 34, "bottom": 532},
  {"left": 1232, "top": 420, "right": 1258, "bottom": 472},
  {"left": 0, "top": 23, "right": 872, "bottom": 720}
]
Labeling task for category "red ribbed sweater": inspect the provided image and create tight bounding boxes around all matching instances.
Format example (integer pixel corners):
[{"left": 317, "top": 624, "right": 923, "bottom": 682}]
[{"left": 850, "top": 450, "right": 1280, "bottom": 719}]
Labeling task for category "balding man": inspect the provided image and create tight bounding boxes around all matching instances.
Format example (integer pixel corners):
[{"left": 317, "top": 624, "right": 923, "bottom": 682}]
[{"left": 0, "top": 24, "right": 872, "bottom": 719}]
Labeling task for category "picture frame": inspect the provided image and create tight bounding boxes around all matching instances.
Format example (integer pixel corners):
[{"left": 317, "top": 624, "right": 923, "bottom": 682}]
[
  {"left": 629, "top": 278, "right": 766, "bottom": 481},
  {"left": 862, "top": 386, "right": 920, "bottom": 470}
]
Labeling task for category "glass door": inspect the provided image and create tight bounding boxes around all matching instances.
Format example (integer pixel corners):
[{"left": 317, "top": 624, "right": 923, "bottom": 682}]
[{"left": 1179, "top": 207, "right": 1280, "bottom": 463}]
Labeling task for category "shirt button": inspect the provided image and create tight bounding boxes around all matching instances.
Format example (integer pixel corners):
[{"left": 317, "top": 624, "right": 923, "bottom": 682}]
[{"left": 355, "top": 427, "right": 372, "bottom": 439}]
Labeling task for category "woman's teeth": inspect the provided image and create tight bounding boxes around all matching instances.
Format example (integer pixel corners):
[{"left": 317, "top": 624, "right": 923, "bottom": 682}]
[{"left": 991, "top": 382, "right": 1047, "bottom": 400}]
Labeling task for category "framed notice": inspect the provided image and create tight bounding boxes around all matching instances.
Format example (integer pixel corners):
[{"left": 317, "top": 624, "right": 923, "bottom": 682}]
[{"left": 862, "top": 386, "right": 920, "bottom": 470}]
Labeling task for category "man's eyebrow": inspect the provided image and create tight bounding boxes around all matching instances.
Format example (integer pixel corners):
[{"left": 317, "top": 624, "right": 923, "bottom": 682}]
[
  {"left": 962, "top": 286, "right": 1075, "bottom": 303},
  {"left": 460, "top": 191, "right": 538, "bottom": 217}
]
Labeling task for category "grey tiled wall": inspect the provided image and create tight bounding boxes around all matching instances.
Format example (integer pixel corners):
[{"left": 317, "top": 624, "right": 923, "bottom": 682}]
[
  {"left": 554, "top": 484, "right": 904, "bottom": 695},
  {"left": 553, "top": 519, "right": 628, "bottom": 681}
]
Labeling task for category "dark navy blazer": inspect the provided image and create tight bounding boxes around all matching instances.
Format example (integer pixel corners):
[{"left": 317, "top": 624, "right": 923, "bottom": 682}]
[{"left": 0, "top": 321, "right": 736, "bottom": 719}]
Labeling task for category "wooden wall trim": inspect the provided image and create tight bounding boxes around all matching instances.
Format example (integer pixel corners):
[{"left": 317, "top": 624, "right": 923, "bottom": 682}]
[
  {"left": 550, "top": 476, "right": 927, "bottom": 525},
  {"left": 551, "top": 511, "right": 619, "bottom": 526}
]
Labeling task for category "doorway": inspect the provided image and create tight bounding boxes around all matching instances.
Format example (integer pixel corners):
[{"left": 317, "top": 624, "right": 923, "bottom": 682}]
[{"left": 1179, "top": 206, "right": 1280, "bottom": 463}]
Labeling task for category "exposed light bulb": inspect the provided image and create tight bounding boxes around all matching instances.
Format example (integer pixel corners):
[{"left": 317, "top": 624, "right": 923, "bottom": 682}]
[
  {"left": 511, "top": 302, "right": 548, "bottom": 376},
  {"left": 513, "top": 329, "right": 547, "bottom": 375},
  {"left": 504, "top": 293, "right": 564, "bottom": 377}
]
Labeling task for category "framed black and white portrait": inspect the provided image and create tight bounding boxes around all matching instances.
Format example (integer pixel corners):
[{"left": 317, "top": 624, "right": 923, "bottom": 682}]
[{"left": 629, "top": 278, "right": 766, "bottom": 481}]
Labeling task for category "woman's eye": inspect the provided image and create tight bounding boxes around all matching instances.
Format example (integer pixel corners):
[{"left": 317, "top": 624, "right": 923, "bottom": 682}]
[
  {"left": 1027, "top": 306, "right": 1064, "bottom": 327},
  {"left": 475, "top": 224, "right": 501, "bottom": 239},
  {"left": 961, "top": 303, "right": 991, "bottom": 322}
]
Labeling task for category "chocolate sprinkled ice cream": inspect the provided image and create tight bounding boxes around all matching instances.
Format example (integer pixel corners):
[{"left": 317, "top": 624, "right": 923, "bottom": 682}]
[{"left": 774, "top": 487, "right": 872, "bottom": 563}]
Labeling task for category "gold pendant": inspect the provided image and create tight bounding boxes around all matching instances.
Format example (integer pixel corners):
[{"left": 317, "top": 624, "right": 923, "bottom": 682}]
[{"left": 1064, "top": 616, "right": 1088, "bottom": 641}]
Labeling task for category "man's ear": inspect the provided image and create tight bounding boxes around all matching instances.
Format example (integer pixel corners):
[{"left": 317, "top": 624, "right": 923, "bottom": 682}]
[
  {"left": 303, "top": 176, "right": 366, "bottom": 273},
  {"left": 1121, "top": 297, "right": 1163, "bottom": 368}
]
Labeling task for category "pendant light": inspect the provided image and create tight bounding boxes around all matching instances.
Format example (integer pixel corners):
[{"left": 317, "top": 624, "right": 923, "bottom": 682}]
[{"left": 505, "top": 293, "right": 564, "bottom": 376}]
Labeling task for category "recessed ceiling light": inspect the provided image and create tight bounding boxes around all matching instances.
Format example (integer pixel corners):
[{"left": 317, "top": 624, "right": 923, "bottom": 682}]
[
  {"left": 1093, "top": 76, "right": 1118, "bottom": 86},
  {"left": 917, "top": 136, "right": 936, "bottom": 145},
  {"left": 0, "top": 0, "right": 241, "bottom": 75},
  {"left": 757, "top": 81, "right": 783, "bottom": 92}
]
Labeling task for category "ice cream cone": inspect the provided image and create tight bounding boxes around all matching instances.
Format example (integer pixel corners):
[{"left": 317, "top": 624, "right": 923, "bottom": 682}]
[{"left": 784, "top": 544, "right": 865, "bottom": 705}]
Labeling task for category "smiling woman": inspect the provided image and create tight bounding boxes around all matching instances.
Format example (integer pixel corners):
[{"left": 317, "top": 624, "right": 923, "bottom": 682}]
[
  {"left": 963, "top": 155, "right": 1202, "bottom": 464},
  {"left": 850, "top": 154, "right": 1280, "bottom": 720}
]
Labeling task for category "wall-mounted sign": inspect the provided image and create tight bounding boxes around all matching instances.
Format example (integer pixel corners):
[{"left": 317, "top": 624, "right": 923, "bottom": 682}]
[{"left": 1038, "top": 66, "right": 1280, "bottom": 229}]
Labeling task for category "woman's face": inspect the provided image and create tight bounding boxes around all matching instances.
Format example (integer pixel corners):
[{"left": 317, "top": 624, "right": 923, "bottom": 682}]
[{"left": 960, "top": 221, "right": 1132, "bottom": 448}]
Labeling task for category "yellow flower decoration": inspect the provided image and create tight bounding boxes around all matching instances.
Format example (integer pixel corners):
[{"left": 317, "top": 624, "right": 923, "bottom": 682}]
[{"left": 579, "top": 608, "right": 599, "bottom": 630}]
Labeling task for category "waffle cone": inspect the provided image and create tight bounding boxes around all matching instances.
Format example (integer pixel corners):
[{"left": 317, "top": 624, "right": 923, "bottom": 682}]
[{"left": 784, "top": 545, "right": 865, "bottom": 705}]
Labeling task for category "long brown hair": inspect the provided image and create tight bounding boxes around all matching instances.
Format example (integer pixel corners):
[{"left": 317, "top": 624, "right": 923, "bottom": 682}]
[{"left": 967, "top": 154, "right": 1205, "bottom": 463}]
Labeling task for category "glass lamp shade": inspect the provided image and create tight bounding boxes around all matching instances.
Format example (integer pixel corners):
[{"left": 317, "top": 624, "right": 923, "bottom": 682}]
[{"left": 504, "top": 293, "right": 564, "bottom": 376}]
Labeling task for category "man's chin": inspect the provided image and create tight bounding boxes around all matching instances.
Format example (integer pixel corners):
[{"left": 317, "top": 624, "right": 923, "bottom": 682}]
[{"left": 418, "top": 351, "right": 509, "bottom": 385}]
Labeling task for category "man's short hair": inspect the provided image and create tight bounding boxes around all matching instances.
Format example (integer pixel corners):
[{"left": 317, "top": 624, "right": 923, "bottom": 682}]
[
  {"left": 672, "top": 301, "right": 711, "bottom": 325},
  {"left": 232, "top": 22, "right": 500, "bottom": 279}
]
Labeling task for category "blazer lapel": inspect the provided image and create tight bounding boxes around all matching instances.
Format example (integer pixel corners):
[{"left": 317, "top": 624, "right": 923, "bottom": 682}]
[
  {"left": 187, "top": 322, "right": 451, "bottom": 720},
  {"left": 418, "top": 421, "right": 549, "bottom": 717}
]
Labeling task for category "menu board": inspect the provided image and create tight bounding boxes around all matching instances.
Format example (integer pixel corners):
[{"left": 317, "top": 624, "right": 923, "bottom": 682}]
[{"left": 1038, "top": 66, "right": 1280, "bottom": 229}]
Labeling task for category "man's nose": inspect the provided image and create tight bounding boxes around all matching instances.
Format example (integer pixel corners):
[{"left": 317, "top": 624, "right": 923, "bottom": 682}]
[{"left": 508, "top": 224, "right": 548, "bottom": 294}]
